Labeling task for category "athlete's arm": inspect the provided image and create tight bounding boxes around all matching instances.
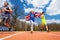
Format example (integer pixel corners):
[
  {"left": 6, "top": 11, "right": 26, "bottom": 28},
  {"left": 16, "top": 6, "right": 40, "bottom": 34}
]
[
  {"left": 40, "top": 15, "right": 44, "bottom": 18},
  {"left": 25, "top": 15, "right": 30, "bottom": 21},
  {"left": 6, "top": 7, "right": 12, "bottom": 13}
]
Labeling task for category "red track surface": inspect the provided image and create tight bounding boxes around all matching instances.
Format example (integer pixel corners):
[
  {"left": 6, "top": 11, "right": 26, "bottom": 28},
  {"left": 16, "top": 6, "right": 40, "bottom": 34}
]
[{"left": 0, "top": 31, "right": 60, "bottom": 40}]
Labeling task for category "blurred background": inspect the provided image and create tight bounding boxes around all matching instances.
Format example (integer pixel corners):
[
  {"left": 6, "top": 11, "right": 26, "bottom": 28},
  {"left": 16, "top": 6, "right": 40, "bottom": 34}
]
[{"left": 0, "top": 0, "right": 60, "bottom": 31}]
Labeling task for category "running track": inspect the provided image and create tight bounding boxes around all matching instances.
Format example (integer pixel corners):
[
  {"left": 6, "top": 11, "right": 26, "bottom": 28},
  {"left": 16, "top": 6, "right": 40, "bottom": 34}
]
[{"left": 0, "top": 31, "right": 60, "bottom": 40}]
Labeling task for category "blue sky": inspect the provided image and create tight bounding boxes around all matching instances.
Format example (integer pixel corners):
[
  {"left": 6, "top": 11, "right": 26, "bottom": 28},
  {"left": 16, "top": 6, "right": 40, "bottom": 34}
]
[{"left": 0, "top": 0, "right": 60, "bottom": 24}]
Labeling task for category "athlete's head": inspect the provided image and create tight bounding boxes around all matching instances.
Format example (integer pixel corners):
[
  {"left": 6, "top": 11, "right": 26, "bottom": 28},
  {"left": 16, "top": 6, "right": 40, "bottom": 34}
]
[
  {"left": 4, "top": 2, "right": 9, "bottom": 6},
  {"left": 30, "top": 10, "right": 35, "bottom": 14},
  {"left": 42, "top": 12, "right": 44, "bottom": 14},
  {"left": 39, "top": 12, "right": 44, "bottom": 16}
]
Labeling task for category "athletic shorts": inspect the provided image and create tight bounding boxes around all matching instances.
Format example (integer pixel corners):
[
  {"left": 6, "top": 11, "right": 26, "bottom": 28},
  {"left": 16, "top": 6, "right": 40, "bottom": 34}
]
[
  {"left": 0, "top": 15, "right": 3, "bottom": 20},
  {"left": 30, "top": 18, "right": 34, "bottom": 22},
  {"left": 41, "top": 20, "right": 47, "bottom": 25},
  {"left": 2, "top": 14, "right": 11, "bottom": 23}
]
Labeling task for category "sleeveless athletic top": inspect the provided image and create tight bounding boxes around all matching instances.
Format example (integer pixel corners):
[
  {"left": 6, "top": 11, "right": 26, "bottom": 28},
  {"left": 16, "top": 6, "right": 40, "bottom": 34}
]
[
  {"left": 30, "top": 12, "right": 35, "bottom": 22},
  {"left": 4, "top": 6, "right": 10, "bottom": 14}
]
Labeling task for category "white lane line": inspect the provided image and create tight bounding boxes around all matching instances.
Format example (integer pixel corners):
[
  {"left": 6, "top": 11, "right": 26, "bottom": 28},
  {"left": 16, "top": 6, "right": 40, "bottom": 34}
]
[
  {"left": 36, "top": 32, "right": 60, "bottom": 37},
  {"left": 0, "top": 39, "right": 3, "bottom": 40},
  {"left": 0, "top": 38, "right": 4, "bottom": 40},
  {"left": 48, "top": 33, "right": 60, "bottom": 36},
  {"left": 0, "top": 32, "right": 25, "bottom": 40},
  {"left": 43, "top": 33, "right": 60, "bottom": 37},
  {"left": 0, "top": 32, "right": 60, "bottom": 40}
]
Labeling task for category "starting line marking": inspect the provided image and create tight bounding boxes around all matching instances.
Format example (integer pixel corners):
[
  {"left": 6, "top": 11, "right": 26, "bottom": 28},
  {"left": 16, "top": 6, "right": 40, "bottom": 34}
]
[
  {"left": 48, "top": 33, "right": 60, "bottom": 36},
  {"left": 0, "top": 32, "right": 25, "bottom": 40},
  {"left": 0, "top": 32, "right": 60, "bottom": 40}
]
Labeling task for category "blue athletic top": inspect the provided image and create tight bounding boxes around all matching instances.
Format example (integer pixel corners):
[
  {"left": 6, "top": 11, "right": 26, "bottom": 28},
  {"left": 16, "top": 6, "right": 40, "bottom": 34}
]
[{"left": 29, "top": 12, "right": 35, "bottom": 22}]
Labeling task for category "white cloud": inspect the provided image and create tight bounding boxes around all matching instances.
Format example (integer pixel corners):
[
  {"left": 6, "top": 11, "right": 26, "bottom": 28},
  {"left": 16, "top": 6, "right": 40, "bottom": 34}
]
[
  {"left": 24, "top": 0, "right": 60, "bottom": 16},
  {"left": 47, "top": 19, "right": 60, "bottom": 24},
  {"left": 24, "top": 8, "right": 43, "bottom": 13},
  {"left": 0, "top": 0, "right": 12, "bottom": 8},
  {"left": 24, "top": 8, "right": 34, "bottom": 13},
  {"left": 25, "top": 0, "right": 49, "bottom": 8},
  {"left": 24, "top": 0, "right": 49, "bottom": 13},
  {"left": 46, "top": 0, "right": 60, "bottom": 16},
  {"left": 0, "top": 0, "right": 6, "bottom": 7}
]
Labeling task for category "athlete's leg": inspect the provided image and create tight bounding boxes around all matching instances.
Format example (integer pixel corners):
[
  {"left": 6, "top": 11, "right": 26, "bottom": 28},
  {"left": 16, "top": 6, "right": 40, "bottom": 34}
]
[
  {"left": 30, "top": 20, "right": 34, "bottom": 33},
  {"left": 45, "top": 24, "right": 49, "bottom": 32},
  {"left": 43, "top": 21, "right": 49, "bottom": 32},
  {"left": 4, "top": 15, "right": 11, "bottom": 31},
  {"left": 40, "top": 24, "right": 44, "bottom": 31},
  {"left": 25, "top": 21, "right": 27, "bottom": 31}
]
